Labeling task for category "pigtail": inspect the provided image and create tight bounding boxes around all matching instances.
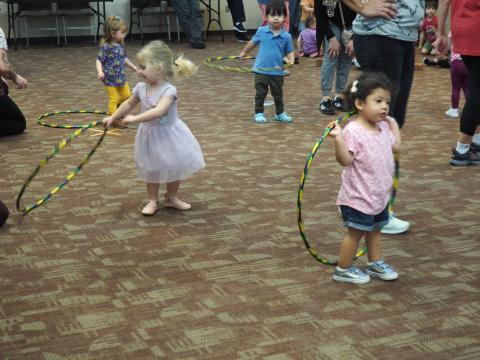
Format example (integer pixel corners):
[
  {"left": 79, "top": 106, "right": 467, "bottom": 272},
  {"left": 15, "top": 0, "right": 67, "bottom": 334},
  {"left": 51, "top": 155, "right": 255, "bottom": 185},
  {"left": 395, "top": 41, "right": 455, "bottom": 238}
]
[{"left": 172, "top": 55, "right": 198, "bottom": 79}]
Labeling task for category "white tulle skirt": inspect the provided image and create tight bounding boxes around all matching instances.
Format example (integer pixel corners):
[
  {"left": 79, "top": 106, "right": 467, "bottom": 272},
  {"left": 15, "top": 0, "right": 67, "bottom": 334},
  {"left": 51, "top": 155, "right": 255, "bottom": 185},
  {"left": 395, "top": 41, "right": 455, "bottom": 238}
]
[{"left": 134, "top": 119, "right": 205, "bottom": 183}]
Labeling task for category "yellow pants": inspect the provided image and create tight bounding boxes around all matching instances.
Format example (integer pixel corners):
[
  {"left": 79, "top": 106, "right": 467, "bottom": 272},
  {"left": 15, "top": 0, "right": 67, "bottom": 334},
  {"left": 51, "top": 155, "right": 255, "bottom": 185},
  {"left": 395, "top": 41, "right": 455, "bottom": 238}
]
[{"left": 105, "top": 83, "right": 131, "bottom": 115}]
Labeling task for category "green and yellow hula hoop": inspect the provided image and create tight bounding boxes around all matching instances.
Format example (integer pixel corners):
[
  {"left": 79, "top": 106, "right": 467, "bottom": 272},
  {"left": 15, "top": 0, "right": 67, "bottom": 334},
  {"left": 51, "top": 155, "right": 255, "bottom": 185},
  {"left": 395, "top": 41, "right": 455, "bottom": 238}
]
[
  {"left": 16, "top": 117, "right": 107, "bottom": 214},
  {"left": 36, "top": 109, "right": 110, "bottom": 129},
  {"left": 297, "top": 112, "right": 400, "bottom": 265},
  {"left": 205, "top": 56, "right": 292, "bottom": 73}
]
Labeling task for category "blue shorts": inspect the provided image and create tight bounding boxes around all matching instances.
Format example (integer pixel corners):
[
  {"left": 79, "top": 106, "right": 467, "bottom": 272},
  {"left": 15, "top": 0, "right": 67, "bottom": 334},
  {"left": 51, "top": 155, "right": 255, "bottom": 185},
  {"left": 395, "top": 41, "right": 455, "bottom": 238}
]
[{"left": 340, "top": 205, "right": 389, "bottom": 232}]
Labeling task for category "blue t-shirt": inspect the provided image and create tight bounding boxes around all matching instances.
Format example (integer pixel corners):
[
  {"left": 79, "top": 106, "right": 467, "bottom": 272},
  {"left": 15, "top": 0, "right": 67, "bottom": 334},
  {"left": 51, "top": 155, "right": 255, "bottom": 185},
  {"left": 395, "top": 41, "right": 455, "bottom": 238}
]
[
  {"left": 353, "top": 0, "right": 425, "bottom": 42},
  {"left": 97, "top": 43, "right": 128, "bottom": 87},
  {"left": 251, "top": 25, "right": 294, "bottom": 76}
]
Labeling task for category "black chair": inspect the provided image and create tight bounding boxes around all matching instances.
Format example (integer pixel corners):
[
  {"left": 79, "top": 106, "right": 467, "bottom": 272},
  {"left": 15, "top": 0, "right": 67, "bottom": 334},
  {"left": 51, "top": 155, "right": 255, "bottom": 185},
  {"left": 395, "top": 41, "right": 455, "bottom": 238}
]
[
  {"left": 17, "top": 1, "right": 60, "bottom": 47},
  {"left": 57, "top": 0, "right": 96, "bottom": 45},
  {"left": 129, "top": 0, "right": 180, "bottom": 44}
]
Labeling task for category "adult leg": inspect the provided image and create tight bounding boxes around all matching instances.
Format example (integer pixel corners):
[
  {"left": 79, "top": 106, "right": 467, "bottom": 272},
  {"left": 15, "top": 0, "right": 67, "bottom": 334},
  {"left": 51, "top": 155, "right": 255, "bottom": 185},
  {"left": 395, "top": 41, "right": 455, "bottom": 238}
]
[
  {"left": 458, "top": 56, "right": 480, "bottom": 142},
  {"left": 170, "top": 0, "right": 204, "bottom": 48},
  {"left": 354, "top": 34, "right": 411, "bottom": 233},
  {"left": 354, "top": 35, "right": 414, "bottom": 128},
  {"left": 0, "top": 95, "right": 26, "bottom": 137},
  {"left": 334, "top": 48, "right": 353, "bottom": 97},
  {"left": 226, "top": 0, "right": 246, "bottom": 24},
  {"left": 450, "top": 61, "right": 463, "bottom": 109},
  {"left": 320, "top": 37, "right": 338, "bottom": 99}
]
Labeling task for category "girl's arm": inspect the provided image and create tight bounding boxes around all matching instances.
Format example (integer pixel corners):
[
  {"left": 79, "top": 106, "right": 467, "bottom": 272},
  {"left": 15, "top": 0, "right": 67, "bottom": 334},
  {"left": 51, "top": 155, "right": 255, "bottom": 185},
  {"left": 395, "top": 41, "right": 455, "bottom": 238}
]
[
  {"left": 432, "top": 0, "right": 450, "bottom": 55},
  {"left": 418, "top": 31, "right": 425, "bottom": 49},
  {"left": 124, "top": 94, "right": 175, "bottom": 124},
  {"left": 329, "top": 122, "right": 354, "bottom": 166},
  {"left": 125, "top": 57, "right": 139, "bottom": 73},
  {"left": 95, "top": 59, "right": 104, "bottom": 80},
  {"left": 385, "top": 116, "right": 401, "bottom": 153},
  {"left": 239, "top": 40, "right": 257, "bottom": 57},
  {"left": 103, "top": 96, "right": 139, "bottom": 126}
]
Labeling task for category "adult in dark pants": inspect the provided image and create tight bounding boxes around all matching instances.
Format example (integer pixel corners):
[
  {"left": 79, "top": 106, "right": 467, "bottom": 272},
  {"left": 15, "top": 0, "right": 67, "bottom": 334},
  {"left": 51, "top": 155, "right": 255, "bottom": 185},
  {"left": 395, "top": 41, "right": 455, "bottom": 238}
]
[
  {"left": 0, "top": 28, "right": 28, "bottom": 137},
  {"left": 0, "top": 200, "right": 8, "bottom": 228},
  {"left": 227, "top": 0, "right": 250, "bottom": 42},
  {"left": 170, "top": 0, "right": 206, "bottom": 49},
  {"left": 435, "top": 0, "right": 480, "bottom": 166},
  {"left": 341, "top": 0, "right": 424, "bottom": 235}
]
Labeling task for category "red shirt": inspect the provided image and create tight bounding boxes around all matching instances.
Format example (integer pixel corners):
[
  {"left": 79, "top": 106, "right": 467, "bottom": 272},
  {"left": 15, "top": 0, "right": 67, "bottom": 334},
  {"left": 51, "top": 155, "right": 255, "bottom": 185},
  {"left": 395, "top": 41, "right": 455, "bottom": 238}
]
[
  {"left": 451, "top": 0, "right": 480, "bottom": 56},
  {"left": 420, "top": 16, "right": 438, "bottom": 42}
]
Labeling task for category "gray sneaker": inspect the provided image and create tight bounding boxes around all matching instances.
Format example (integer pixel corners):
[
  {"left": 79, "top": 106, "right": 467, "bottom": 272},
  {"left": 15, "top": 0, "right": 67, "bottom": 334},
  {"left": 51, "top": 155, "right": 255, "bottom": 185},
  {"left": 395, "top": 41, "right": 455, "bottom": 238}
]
[
  {"left": 366, "top": 260, "right": 398, "bottom": 280},
  {"left": 333, "top": 266, "right": 370, "bottom": 284}
]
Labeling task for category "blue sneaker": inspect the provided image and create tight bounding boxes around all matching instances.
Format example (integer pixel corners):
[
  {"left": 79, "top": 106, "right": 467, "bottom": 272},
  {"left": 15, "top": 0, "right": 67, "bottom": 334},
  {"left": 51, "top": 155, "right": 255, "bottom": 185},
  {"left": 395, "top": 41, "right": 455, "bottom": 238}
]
[
  {"left": 274, "top": 112, "right": 293, "bottom": 123},
  {"left": 333, "top": 266, "right": 370, "bottom": 284},
  {"left": 254, "top": 113, "right": 267, "bottom": 124},
  {"left": 366, "top": 260, "right": 398, "bottom": 280}
]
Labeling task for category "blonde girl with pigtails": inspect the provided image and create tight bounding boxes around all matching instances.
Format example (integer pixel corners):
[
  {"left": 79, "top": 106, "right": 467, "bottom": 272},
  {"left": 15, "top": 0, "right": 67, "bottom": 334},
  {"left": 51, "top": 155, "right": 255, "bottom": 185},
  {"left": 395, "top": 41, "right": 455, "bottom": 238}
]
[
  {"left": 96, "top": 15, "right": 138, "bottom": 127},
  {"left": 103, "top": 40, "right": 205, "bottom": 216}
]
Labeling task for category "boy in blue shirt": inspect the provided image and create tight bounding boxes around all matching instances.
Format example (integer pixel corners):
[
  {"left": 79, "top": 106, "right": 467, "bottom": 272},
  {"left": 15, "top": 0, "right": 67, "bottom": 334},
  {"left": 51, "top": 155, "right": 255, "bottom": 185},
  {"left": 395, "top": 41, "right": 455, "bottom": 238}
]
[{"left": 240, "top": 0, "right": 295, "bottom": 124}]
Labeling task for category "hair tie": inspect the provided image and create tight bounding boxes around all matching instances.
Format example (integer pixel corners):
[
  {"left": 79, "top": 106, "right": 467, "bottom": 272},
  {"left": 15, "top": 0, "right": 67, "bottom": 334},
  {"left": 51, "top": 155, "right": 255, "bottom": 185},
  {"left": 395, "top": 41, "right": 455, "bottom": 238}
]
[{"left": 351, "top": 80, "right": 358, "bottom": 93}]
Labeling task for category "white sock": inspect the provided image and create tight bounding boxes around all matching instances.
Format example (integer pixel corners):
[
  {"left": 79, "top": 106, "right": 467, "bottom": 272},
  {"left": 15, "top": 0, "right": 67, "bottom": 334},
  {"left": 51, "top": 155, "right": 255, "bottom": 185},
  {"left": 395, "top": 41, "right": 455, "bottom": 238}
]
[
  {"left": 456, "top": 142, "right": 470, "bottom": 154},
  {"left": 472, "top": 133, "right": 480, "bottom": 145},
  {"left": 336, "top": 266, "right": 347, "bottom": 272}
]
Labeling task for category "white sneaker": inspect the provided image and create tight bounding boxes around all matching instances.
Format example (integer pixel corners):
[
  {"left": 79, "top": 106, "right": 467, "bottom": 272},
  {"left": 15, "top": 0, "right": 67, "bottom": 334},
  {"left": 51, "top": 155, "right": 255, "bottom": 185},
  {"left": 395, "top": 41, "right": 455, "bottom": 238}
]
[
  {"left": 352, "top": 58, "right": 361, "bottom": 68},
  {"left": 381, "top": 215, "right": 410, "bottom": 235},
  {"left": 445, "top": 108, "right": 459, "bottom": 118}
]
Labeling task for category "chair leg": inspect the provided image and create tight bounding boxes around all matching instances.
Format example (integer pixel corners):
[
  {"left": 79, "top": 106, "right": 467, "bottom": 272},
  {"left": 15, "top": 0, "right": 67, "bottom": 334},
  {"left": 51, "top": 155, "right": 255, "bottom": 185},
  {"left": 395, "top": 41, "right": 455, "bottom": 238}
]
[
  {"left": 24, "top": 17, "right": 29, "bottom": 47},
  {"left": 55, "top": 16, "right": 60, "bottom": 46},
  {"left": 167, "top": 16, "right": 171, "bottom": 42},
  {"left": 176, "top": 17, "right": 180, "bottom": 42},
  {"left": 62, "top": 16, "right": 67, "bottom": 45}
]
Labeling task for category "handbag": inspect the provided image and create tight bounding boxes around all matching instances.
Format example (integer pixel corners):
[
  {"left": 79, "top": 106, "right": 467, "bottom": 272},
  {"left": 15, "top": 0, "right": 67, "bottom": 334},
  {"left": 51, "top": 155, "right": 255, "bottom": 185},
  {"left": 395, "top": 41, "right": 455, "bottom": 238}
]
[{"left": 338, "top": 1, "right": 353, "bottom": 47}]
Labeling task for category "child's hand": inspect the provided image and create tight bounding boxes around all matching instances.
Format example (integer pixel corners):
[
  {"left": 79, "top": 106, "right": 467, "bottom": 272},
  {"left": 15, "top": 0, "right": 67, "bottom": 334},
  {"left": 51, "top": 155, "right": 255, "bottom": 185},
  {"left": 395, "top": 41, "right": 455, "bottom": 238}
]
[
  {"left": 328, "top": 121, "right": 342, "bottom": 137},
  {"left": 97, "top": 71, "right": 105, "bottom": 80},
  {"left": 102, "top": 116, "right": 115, "bottom": 127}
]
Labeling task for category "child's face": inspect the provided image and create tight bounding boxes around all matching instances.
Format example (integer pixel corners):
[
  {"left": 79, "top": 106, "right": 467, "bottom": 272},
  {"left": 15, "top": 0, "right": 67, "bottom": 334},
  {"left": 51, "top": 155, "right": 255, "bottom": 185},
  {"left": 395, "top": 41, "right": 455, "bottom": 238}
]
[
  {"left": 426, "top": 6, "right": 436, "bottom": 17},
  {"left": 138, "top": 62, "right": 163, "bottom": 84},
  {"left": 357, "top": 88, "right": 391, "bottom": 123},
  {"left": 267, "top": 12, "right": 285, "bottom": 29},
  {"left": 112, "top": 26, "right": 127, "bottom": 43}
]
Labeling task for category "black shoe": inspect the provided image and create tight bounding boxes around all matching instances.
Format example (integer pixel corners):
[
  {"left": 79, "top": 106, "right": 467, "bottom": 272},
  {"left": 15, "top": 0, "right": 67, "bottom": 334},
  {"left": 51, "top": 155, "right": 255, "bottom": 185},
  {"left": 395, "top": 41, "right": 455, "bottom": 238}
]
[
  {"left": 333, "top": 96, "right": 346, "bottom": 112},
  {"left": 319, "top": 99, "right": 336, "bottom": 115},
  {"left": 190, "top": 40, "right": 206, "bottom": 49},
  {"left": 233, "top": 23, "right": 247, "bottom": 33},
  {"left": 437, "top": 58, "right": 451, "bottom": 68},
  {"left": 423, "top": 57, "right": 437, "bottom": 66},
  {"left": 450, "top": 148, "right": 480, "bottom": 166},
  {"left": 294, "top": 57, "right": 300, "bottom": 65},
  {"left": 234, "top": 30, "right": 250, "bottom": 42}
]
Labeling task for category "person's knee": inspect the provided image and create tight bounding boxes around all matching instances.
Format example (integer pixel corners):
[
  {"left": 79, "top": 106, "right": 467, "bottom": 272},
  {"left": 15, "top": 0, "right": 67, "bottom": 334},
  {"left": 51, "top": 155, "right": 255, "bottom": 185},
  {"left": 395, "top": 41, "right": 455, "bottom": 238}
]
[{"left": 0, "top": 200, "right": 9, "bottom": 228}]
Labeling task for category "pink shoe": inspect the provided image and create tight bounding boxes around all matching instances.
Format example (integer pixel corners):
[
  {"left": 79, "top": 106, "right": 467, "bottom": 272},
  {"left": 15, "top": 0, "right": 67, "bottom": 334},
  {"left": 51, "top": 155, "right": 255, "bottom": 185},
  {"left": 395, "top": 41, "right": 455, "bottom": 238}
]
[
  {"left": 141, "top": 200, "right": 159, "bottom": 216},
  {"left": 164, "top": 195, "right": 191, "bottom": 211}
]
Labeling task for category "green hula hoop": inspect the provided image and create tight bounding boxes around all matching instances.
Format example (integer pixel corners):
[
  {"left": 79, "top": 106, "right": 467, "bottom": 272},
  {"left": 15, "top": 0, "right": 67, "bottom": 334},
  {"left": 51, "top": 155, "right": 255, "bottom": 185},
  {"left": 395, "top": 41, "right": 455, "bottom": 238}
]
[
  {"left": 17, "top": 111, "right": 108, "bottom": 214},
  {"left": 205, "top": 56, "right": 292, "bottom": 73},
  {"left": 36, "top": 109, "right": 110, "bottom": 129},
  {"left": 297, "top": 112, "right": 400, "bottom": 265}
]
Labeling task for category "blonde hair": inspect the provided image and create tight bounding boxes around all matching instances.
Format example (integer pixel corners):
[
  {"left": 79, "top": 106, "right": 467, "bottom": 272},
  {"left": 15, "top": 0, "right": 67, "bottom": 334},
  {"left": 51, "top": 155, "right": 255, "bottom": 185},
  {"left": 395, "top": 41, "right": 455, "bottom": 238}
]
[
  {"left": 100, "top": 15, "right": 126, "bottom": 45},
  {"left": 136, "top": 40, "right": 197, "bottom": 80}
]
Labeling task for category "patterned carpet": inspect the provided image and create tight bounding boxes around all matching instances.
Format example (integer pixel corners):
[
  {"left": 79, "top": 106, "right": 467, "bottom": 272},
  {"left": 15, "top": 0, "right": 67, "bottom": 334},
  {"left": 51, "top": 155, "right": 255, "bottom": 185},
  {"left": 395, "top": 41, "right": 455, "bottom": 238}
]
[{"left": 1, "top": 35, "right": 479, "bottom": 359}]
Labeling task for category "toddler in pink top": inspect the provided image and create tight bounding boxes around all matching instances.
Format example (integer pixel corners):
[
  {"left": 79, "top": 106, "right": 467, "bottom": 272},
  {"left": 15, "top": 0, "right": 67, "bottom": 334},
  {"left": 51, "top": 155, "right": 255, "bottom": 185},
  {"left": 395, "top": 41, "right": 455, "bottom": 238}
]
[{"left": 329, "top": 72, "right": 401, "bottom": 285}]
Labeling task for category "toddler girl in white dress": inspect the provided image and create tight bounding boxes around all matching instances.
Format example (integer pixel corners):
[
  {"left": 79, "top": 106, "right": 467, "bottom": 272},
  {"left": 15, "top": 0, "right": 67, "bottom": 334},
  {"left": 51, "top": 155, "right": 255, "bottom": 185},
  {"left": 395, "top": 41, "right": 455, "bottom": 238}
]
[{"left": 104, "top": 40, "right": 205, "bottom": 215}]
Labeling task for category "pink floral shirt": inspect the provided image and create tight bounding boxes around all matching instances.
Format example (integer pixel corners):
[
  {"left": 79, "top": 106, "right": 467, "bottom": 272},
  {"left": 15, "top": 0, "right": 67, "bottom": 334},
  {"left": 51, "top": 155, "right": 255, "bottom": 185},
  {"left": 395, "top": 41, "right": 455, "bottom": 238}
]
[{"left": 337, "top": 120, "right": 395, "bottom": 215}]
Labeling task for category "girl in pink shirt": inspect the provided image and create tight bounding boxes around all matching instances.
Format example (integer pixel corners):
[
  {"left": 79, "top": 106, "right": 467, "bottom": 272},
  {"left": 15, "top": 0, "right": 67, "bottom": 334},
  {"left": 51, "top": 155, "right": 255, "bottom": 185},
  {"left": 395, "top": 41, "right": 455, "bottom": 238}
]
[{"left": 329, "top": 72, "right": 401, "bottom": 285}]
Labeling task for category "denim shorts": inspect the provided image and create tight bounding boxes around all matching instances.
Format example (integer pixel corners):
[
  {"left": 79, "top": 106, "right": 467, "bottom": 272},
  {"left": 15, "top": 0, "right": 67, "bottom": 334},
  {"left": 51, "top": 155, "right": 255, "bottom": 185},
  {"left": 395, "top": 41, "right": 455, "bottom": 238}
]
[{"left": 340, "top": 205, "right": 389, "bottom": 232}]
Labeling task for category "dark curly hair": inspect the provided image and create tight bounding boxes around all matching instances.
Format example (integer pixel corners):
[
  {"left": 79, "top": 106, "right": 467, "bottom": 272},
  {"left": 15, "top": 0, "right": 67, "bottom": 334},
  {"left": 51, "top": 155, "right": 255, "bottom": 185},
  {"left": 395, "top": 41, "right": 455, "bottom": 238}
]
[{"left": 343, "top": 72, "right": 394, "bottom": 112}]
